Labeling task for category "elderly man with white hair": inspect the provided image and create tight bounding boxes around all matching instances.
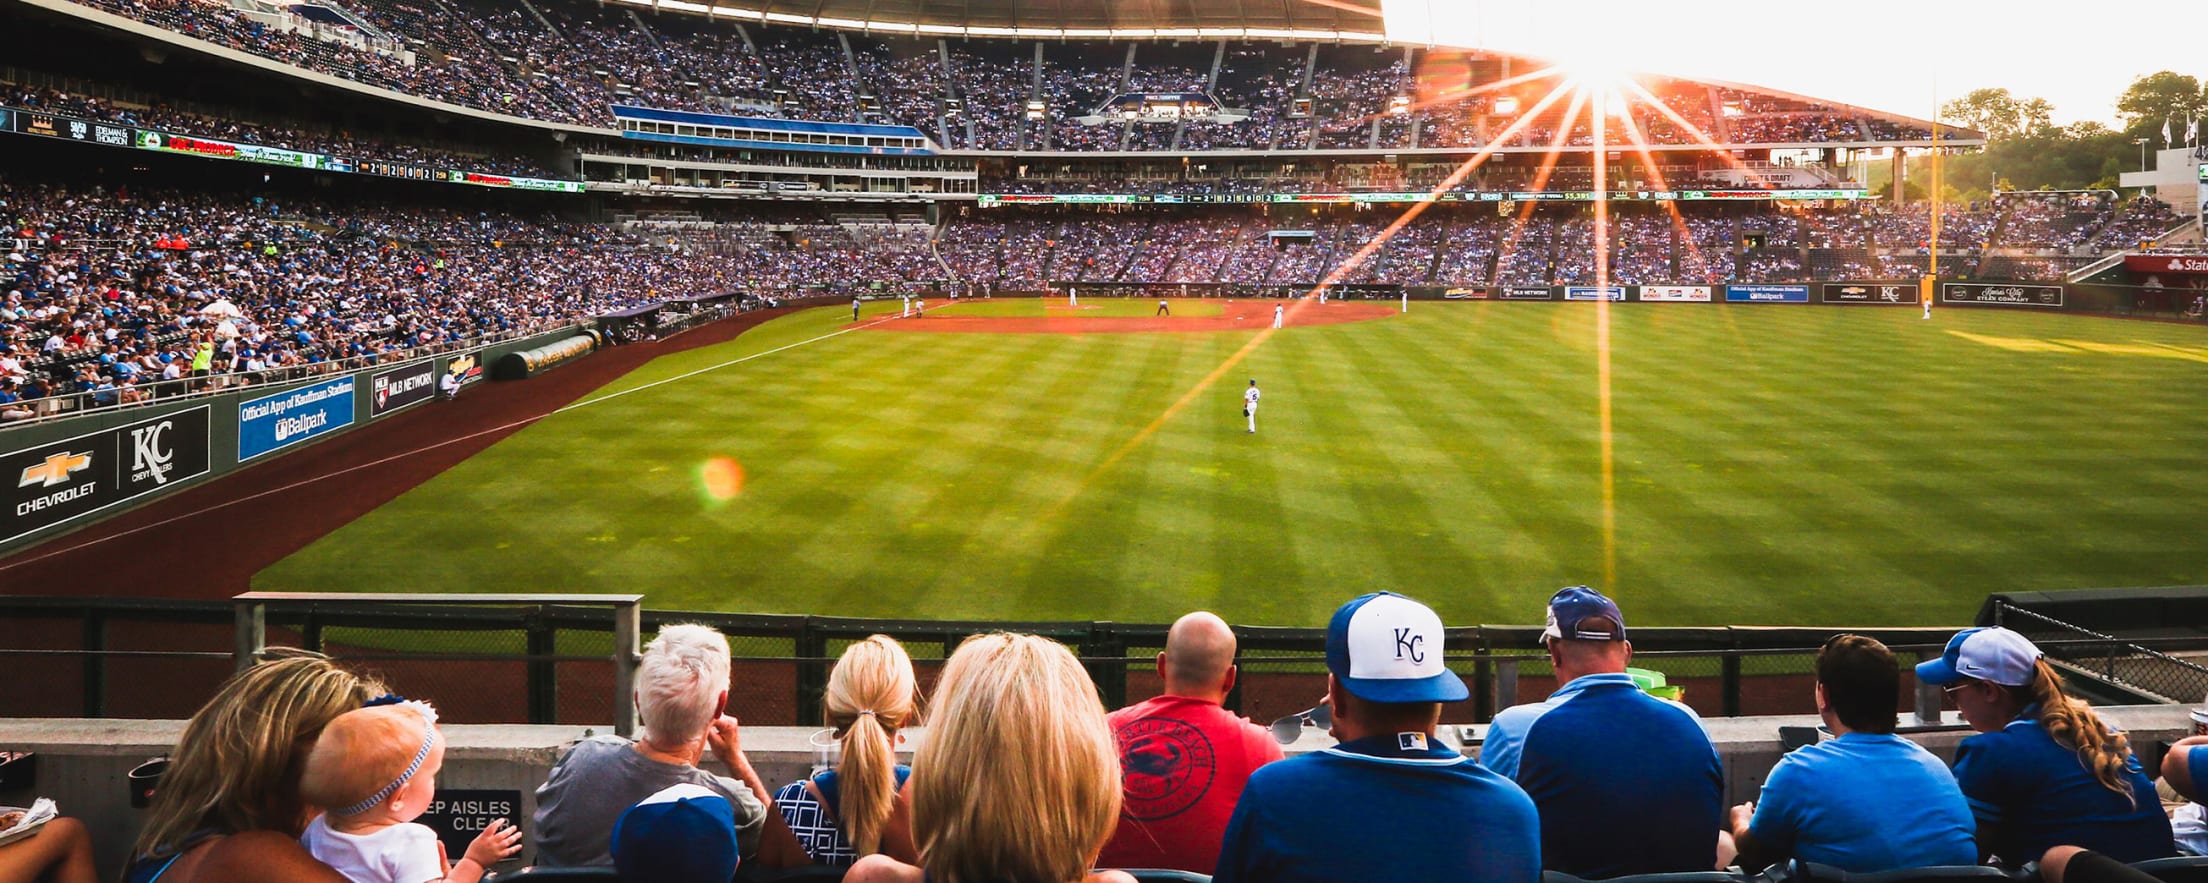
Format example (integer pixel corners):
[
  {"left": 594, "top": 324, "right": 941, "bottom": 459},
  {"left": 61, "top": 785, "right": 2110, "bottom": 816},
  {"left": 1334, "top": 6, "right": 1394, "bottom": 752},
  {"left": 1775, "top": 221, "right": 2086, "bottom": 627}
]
[{"left": 533, "top": 623, "right": 771, "bottom": 867}]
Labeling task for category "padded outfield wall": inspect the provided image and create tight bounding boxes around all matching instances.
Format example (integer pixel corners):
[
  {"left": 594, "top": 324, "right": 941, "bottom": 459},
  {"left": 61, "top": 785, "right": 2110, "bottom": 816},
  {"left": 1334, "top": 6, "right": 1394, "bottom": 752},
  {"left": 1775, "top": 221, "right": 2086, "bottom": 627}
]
[{"left": 0, "top": 326, "right": 587, "bottom": 556}]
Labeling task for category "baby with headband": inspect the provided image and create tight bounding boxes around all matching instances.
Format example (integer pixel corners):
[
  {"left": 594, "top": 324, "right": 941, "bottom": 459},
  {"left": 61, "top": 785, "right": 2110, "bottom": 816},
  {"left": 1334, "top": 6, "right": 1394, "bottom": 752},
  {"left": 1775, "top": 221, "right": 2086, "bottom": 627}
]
[{"left": 299, "top": 700, "right": 524, "bottom": 883}]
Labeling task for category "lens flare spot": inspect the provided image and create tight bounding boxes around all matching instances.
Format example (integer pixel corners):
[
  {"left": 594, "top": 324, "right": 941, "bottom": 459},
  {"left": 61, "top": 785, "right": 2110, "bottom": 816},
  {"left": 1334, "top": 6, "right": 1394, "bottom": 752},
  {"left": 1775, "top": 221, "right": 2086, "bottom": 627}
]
[{"left": 698, "top": 457, "right": 744, "bottom": 504}]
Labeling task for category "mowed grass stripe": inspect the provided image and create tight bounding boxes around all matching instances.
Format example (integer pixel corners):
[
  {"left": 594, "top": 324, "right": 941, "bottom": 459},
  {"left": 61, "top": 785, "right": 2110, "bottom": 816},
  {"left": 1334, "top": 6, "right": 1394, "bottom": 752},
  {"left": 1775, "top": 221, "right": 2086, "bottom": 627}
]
[{"left": 257, "top": 304, "right": 2208, "bottom": 627}]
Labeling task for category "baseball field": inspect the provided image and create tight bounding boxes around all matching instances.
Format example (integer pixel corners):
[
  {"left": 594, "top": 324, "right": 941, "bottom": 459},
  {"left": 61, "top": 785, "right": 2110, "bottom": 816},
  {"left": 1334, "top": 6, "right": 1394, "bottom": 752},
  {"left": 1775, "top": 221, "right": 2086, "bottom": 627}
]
[{"left": 252, "top": 299, "right": 2208, "bottom": 628}]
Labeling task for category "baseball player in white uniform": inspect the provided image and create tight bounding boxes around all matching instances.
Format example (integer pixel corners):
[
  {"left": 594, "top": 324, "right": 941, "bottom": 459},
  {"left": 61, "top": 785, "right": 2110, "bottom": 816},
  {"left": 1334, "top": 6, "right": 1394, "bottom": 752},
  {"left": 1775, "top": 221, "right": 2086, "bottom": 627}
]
[
  {"left": 1243, "top": 379, "right": 1260, "bottom": 434},
  {"left": 1272, "top": 303, "right": 1285, "bottom": 329}
]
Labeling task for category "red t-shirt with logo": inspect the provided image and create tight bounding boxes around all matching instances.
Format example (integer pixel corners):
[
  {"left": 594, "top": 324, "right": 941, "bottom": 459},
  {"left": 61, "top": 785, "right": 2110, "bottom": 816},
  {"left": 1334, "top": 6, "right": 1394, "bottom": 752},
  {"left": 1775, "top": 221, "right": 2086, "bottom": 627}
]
[{"left": 1097, "top": 694, "right": 1285, "bottom": 873}]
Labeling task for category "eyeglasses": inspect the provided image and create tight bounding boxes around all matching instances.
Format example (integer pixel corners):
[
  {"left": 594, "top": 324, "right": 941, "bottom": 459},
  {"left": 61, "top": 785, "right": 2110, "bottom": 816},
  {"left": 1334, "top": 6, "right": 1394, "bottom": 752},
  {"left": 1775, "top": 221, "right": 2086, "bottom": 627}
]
[{"left": 1268, "top": 702, "right": 1332, "bottom": 745}]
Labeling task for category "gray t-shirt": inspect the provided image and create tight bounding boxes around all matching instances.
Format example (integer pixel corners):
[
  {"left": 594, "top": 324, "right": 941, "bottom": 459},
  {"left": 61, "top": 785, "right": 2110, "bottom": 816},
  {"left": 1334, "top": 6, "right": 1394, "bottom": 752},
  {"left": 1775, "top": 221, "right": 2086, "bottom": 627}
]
[{"left": 532, "top": 735, "right": 767, "bottom": 867}]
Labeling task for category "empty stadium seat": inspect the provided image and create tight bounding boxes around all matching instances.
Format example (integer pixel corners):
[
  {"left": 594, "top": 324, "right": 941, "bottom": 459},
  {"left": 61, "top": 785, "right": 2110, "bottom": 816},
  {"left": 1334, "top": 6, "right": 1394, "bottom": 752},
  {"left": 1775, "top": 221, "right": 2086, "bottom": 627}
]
[
  {"left": 484, "top": 868, "right": 619, "bottom": 882},
  {"left": 2130, "top": 857, "right": 2208, "bottom": 883},
  {"left": 1785, "top": 861, "right": 2019, "bottom": 883},
  {"left": 1544, "top": 871, "right": 1747, "bottom": 883}
]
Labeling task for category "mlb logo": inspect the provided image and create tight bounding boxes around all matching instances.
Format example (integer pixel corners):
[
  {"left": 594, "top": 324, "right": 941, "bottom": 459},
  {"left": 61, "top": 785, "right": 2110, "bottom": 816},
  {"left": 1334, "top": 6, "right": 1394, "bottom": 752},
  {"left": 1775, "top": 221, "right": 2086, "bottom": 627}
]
[
  {"left": 373, "top": 376, "right": 390, "bottom": 406},
  {"left": 1396, "top": 732, "right": 1428, "bottom": 752}
]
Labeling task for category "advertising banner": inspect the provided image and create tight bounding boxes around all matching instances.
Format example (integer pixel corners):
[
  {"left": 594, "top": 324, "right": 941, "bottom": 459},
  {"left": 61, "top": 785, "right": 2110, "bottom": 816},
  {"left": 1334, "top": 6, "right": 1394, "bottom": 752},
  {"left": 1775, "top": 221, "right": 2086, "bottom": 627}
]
[
  {"left": 1940, "top": 282, "right": 2063, "bottom": 307},
  {"left": 447, "top": 171, "right": 587, "bottom": 193},
  {"left": 1639, "top": 285, "right": 1712, "bottom": 302},
  {"left": 1726, "top": 284, "right": 1812, "bottom": 303},
  {"left": 444, "top": 351, "right": 485, "bottom": 389},
  {"left": 1500, "top": 287, "right": 1555, "bottom": 301},
  {"left": 1564, "top": 286, "right": 1627, "bottom": 301},
  {"left": 369, "top": 361, "right": 438, "bottom": 417},
  {"left": 2124, "top": 255, "right": 2208, "bottom": 276},
  {"left": 1821, "top": 283, "right": 1917, "bottom": 305},
  {"left": 136, "top": 131, "right": 327, "bottom": 169},
  {"left": 239, "top": 378, "right": 356, "bottom": 461},
  {"left": 3, "top": 407, "right": 212, "bottom": 544},
  {"left": 1442, "top": 287, "right": 1489, "bottom": 299}
]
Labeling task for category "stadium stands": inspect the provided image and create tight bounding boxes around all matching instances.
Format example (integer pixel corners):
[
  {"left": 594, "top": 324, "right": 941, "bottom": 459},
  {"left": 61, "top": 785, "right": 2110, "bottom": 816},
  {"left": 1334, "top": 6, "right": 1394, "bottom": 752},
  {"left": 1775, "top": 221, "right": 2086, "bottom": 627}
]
[{"left": 46, "top": 0, "right": 1956, "bottom": 151}]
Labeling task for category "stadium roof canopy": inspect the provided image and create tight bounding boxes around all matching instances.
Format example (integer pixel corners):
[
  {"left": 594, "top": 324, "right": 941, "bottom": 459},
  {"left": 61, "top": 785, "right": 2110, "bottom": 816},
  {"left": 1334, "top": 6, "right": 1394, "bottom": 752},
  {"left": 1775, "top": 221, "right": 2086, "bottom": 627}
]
[{"left": 613, "top": 0, "right": 1388, "bottom": 40}]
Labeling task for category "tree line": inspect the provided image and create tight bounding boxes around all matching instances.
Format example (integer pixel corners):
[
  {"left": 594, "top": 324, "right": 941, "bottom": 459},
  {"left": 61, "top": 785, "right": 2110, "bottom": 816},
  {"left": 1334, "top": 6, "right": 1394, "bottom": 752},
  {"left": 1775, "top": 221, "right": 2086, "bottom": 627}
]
[{"left": 1877, "top": 72, "right": 2205, "bottom": 202}]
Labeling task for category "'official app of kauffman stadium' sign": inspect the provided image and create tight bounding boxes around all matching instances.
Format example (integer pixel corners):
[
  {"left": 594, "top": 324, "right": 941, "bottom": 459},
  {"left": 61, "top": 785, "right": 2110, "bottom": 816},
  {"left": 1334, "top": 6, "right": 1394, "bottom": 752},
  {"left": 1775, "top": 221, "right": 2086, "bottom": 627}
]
[{"left": 238, "top": 378, "right": 356, "bottom": 461}]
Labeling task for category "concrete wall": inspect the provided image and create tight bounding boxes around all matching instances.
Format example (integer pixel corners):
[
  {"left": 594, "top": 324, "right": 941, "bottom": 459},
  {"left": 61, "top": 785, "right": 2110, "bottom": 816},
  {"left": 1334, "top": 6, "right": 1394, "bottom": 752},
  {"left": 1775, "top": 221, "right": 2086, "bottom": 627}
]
[{"left": 3, "top": 706, "right": 2196, "bottom": 880}]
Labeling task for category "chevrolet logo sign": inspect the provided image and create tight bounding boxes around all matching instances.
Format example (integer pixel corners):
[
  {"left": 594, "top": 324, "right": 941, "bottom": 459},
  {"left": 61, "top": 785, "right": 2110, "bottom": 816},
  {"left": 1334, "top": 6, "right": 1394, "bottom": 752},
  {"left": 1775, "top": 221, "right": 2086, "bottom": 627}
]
[{"left": 19, "top": 452, "right": 92, "bottom": 488}]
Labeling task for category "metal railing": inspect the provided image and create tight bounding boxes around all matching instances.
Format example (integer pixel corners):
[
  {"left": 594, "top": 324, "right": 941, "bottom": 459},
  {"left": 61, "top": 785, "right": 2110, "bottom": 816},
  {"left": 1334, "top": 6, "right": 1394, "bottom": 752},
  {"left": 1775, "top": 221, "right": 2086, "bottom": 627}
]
[
  {"left": 0, "top": 324, "right": 580, "bottom": 429},
  {"left": 1991, "top": 601, "right": 2208, "bottom": 705}
]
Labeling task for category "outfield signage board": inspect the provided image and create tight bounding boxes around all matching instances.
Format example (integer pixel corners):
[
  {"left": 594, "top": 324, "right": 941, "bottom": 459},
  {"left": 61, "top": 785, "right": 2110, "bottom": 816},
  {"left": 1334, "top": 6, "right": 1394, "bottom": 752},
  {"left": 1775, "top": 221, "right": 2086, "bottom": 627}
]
[
  {"left": 1564, "top": 286, "right": 1626, "bottom": 301},
  {"left": 976, "top": 189, "right": 1870, "bottom": 206},
  {"left": 239, "top": 378, "right": 356, "bottom": 461},
  {"left": 3, "top": 407, "right": 212, "bottom": 544},
  {"left": 2123, "top": 255, "right": 2208, "bottom": 275},
  {"left": 1940, "top": 282, "right": 2063, "bottom": 307},
  {"left": 1726, "top": 284, "right": 1811, "bottom": 303},
  {"left": 1442, "top": 287, "right": 1489, "bottom": 299},
  {"left": 369, "top": 361, "right": 438, "bottom": 417},
  {"left": 1639, "top": 285, "right": 1712, "bottom": 302},
  {"left": 1500, "top": 287, "right": 1555, "bottom": 301},
  {"left": 1821, "top": 283, "right": 1916, "bottom": 305}
]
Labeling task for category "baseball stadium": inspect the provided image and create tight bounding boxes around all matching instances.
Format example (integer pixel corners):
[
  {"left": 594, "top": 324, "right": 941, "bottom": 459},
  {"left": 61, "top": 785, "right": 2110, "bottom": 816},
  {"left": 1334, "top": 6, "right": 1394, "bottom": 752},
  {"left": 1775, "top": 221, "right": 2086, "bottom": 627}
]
[{"left": 2, "top": 0, "right": 2208, "bottom": 878}]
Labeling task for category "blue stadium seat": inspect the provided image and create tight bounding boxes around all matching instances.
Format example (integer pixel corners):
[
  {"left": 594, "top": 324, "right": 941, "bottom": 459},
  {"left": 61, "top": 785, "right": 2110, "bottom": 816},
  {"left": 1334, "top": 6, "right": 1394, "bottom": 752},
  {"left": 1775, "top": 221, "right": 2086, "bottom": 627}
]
[
  {"left": 2130, "top": 857, "right": 2208, "bottom": 883},
  {"left": 1121, "top": 872, "right": 1210, "bottom": 883},
  {"left": 1787, "top": 861, "right": 2018, "bottom": 883},
  {"left": 1544, "top": 871, "right": 1747, "bottom": 883},
  {"left": 484, "top": 869, "right": 619, "bottom": 882}
]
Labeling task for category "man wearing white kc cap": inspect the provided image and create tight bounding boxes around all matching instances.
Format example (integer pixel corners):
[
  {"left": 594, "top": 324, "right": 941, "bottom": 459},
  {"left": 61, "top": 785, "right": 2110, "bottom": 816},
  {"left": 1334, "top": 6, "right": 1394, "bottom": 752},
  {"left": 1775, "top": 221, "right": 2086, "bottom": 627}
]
[{"left": 1212, "top": 592, "right": 1538, "bottom": 883}]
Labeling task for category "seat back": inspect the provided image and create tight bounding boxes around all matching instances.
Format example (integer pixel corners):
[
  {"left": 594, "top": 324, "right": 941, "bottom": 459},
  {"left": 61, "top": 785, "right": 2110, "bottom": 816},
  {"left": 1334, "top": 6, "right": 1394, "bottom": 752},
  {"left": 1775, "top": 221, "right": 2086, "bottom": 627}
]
[
  {"left": 1795, "top": 861, "right": 2016, "bottom": 883},
  {"left": 2131, "top": 857, "right": 2208, "bottom": 883},
  {"left": 1122, "top": 872, "right": 1212, "bottom": 883},
  {"left": 485, "top": 868, "right": 621, "bottom": 882}
]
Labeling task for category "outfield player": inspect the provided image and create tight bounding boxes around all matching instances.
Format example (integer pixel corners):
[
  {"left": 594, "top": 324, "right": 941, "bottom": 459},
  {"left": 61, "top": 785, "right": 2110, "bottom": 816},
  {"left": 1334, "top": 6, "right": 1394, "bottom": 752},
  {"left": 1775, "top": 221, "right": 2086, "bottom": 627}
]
[
  {"left": 1243, "top": 379, "right": 1260, "bottom": 434},
  {"left": 853, "top": 296, "right": 862, "bottom": 322},
  {"left": 1157, "top": 299, "right": 1171, "bottom": 317},
  {"left": 1272, "top": 304, "right": 1284, "bottom": 329}
]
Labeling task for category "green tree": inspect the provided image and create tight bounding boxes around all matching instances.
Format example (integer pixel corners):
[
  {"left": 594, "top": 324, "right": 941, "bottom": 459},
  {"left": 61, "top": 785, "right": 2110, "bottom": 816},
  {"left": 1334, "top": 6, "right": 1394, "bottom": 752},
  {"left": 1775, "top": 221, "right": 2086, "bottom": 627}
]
[
  {"left": 2115, "top": 71, "right": 2205, "bottom": 144},
  {"left": 1941, "top": 88, "right": 2055, "bottom": 141}
]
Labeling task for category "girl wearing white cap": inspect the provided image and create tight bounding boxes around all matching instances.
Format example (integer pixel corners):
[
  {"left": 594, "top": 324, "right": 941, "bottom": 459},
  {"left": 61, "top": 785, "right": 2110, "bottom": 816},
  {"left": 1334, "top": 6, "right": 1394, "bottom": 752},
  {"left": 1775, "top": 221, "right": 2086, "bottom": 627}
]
[{"left": 1916, "top": 627, "right": 2174, "bottom": 865}]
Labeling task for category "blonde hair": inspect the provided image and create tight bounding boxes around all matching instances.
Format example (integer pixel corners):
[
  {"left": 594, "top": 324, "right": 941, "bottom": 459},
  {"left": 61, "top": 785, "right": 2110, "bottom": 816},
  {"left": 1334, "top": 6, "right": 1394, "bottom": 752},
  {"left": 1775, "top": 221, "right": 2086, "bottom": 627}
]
[
  {"left": 134, "top": 654, "right": 384, "bottom": 859},
  {"left": 2012, "top": 659, "right": 2138, "bottom": 803},
  {"left": 825, "top": 635, "right": 918, "bottom": 858},
  {"left": 912, "top": 634, "right": 1120, "bottom": 883},
  {"left": 299, "top": 705, "right": 439, "bottom": 816},
  {"left": 637, "top": 624, "right": 731, "bottom": 746}
]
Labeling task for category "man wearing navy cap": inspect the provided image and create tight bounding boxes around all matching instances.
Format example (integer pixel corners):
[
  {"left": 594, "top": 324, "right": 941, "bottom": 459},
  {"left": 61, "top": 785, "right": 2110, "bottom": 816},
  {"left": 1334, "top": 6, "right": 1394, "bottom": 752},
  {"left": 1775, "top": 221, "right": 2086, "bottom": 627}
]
[
  {"left": 1479, "top": 586, "right": 1723, "bottom": 878},
  {"left": 1213, "top": 592, "right": 1538, "bottom": 883}
]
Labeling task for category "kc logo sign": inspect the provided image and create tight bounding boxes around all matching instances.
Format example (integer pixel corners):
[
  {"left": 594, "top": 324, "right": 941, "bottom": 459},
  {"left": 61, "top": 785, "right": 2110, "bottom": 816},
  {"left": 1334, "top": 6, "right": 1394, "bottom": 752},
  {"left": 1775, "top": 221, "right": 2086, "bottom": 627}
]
[{"left": 131, "top": 421, "right": 176, "bottom": 485}]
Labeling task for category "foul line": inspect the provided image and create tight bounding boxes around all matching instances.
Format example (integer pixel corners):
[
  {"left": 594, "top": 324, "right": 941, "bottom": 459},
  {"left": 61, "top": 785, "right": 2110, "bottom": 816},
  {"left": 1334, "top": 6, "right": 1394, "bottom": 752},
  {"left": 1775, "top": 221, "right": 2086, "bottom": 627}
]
[{"left": 0, "top": 312, "right": 902, "bottom": 574}]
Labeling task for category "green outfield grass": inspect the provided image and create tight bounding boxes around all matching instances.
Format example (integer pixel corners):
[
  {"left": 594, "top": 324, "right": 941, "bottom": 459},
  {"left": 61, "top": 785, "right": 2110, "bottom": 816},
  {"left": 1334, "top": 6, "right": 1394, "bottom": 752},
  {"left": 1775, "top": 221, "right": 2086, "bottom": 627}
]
[
  {"left": 256, "top": 301, "right": 2208, "bottom": 628},
  {"left": 929, "top": 297, "right": 1226, "bottom": 318}
]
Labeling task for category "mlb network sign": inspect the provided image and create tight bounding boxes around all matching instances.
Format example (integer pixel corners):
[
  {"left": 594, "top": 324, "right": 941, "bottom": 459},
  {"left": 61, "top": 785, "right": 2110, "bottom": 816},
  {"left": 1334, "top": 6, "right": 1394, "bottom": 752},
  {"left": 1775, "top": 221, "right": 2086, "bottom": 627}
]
[
  {"left": 3, "top": 407, "right": 211, "bottom": 544},
  {"left": 239, "top": 378, "right": 356, "bottom": 461},
  {"left": 370, "top": 361, "right": 437, "bottom": 417}
]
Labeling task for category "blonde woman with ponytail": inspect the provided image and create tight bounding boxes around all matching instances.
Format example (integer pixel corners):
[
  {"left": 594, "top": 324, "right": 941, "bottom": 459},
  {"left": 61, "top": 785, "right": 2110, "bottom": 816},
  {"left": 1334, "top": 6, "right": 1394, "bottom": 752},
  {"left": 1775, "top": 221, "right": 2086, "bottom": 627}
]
[
  {"left": 774, "top": 635, "right": 922, "bottom": 867},
  {"left": 1916, "top": 627, "right": 2174, "bottom": 865}
]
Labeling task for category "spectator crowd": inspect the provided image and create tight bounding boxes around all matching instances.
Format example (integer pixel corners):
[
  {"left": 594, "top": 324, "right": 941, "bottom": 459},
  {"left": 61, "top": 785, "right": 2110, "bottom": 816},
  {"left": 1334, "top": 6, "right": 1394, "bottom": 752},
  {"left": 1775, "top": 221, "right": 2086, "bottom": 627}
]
[{"left": 6, "top": 587, "right": 2203, "bottom": 883}]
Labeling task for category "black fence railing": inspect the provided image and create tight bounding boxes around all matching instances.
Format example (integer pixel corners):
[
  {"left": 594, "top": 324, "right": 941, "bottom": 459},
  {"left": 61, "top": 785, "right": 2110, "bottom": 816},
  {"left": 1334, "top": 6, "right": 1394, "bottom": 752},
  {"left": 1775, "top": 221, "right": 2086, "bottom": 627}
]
[{"left": 4, "top": 595, "right": 2201, "bottom": 728}]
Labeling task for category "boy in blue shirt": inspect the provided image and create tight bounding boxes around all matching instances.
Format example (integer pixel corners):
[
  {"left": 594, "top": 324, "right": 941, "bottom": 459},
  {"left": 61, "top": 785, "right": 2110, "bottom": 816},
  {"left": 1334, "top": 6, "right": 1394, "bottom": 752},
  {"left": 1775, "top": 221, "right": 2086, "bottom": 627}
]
[
  {"left": 1214, "top": 592, "right": 1539, "bottom": 883},
  {"left": 1730, "top": 635, "right": 1976, "bottom": 872}
]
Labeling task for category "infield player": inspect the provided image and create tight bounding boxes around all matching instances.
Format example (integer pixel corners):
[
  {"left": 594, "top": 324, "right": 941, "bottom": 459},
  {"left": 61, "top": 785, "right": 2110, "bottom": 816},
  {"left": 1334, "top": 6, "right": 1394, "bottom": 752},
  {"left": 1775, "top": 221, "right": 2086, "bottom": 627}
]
[
  {"left": 852, "top": 296, "right": 862, "bottom": 322},
  {"left": 1272, "top": 303, "right": 1284, "bottom": 329},
  {"left": 1243, "top": 379, "right": 1260, "bottom": 434},
  {"left": 1157, "top": 299, "right": 1171, "bottom": 317}
]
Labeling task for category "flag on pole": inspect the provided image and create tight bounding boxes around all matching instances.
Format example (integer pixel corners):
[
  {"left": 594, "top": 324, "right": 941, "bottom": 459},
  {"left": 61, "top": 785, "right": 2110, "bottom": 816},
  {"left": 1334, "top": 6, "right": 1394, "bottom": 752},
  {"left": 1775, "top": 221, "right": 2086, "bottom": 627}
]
[
  {"left": 2164, "top": 115, "right": 2175, "bottom": 145},
  {"left": 2189, "top": 114, "right": 2200, "bottom": 146}
]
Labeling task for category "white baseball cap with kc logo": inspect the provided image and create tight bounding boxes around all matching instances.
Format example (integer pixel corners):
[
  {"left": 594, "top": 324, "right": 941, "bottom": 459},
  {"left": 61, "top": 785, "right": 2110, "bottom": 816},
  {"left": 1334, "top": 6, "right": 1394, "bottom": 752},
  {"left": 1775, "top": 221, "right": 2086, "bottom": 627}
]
[{"left": 1326, "top": 592, "right": 1469, "bottom": 704}]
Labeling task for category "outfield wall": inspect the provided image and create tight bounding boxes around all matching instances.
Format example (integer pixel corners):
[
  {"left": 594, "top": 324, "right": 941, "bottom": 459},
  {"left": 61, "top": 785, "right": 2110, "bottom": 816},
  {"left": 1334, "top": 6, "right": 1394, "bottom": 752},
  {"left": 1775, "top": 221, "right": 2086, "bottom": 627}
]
[
  {"left": 0, "top": 326, "right": 586, "bottom": 556},
  {"left": 5, "top": 707, "right": 2197, "bottom": 879}
]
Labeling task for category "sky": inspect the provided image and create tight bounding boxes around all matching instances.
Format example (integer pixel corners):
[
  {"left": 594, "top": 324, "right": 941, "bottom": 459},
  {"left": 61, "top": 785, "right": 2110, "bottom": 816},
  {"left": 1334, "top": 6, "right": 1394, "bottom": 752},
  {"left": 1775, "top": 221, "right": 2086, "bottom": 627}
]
[{"left": 1378, "top": 0, "right": 2197, "bottom": 126}]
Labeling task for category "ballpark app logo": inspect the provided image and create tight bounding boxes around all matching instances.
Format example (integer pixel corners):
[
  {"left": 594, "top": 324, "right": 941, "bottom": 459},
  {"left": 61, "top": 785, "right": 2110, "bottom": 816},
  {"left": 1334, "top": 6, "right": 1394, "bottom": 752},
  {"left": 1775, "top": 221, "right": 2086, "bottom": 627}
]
[{"left": 19, "top": 452, "right": 91, "bottom": 488}]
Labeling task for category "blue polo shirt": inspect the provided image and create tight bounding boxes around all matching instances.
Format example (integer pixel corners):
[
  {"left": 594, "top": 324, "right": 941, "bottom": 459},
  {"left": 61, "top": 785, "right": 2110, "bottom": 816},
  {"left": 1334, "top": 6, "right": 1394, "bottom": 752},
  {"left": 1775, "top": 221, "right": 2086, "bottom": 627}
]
[
  {"left": 1951, "top": 707, "right": 2174, "bottom": 864},
  {"left": 1746, "top": 732, "right": 1976, "bottom": 872},
  {"left": 1480, "top": 672, "right": 1723, "bottom": 878},
  {"left": 1214, "top": 733, "right": 1539, "bottom": 883}
]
